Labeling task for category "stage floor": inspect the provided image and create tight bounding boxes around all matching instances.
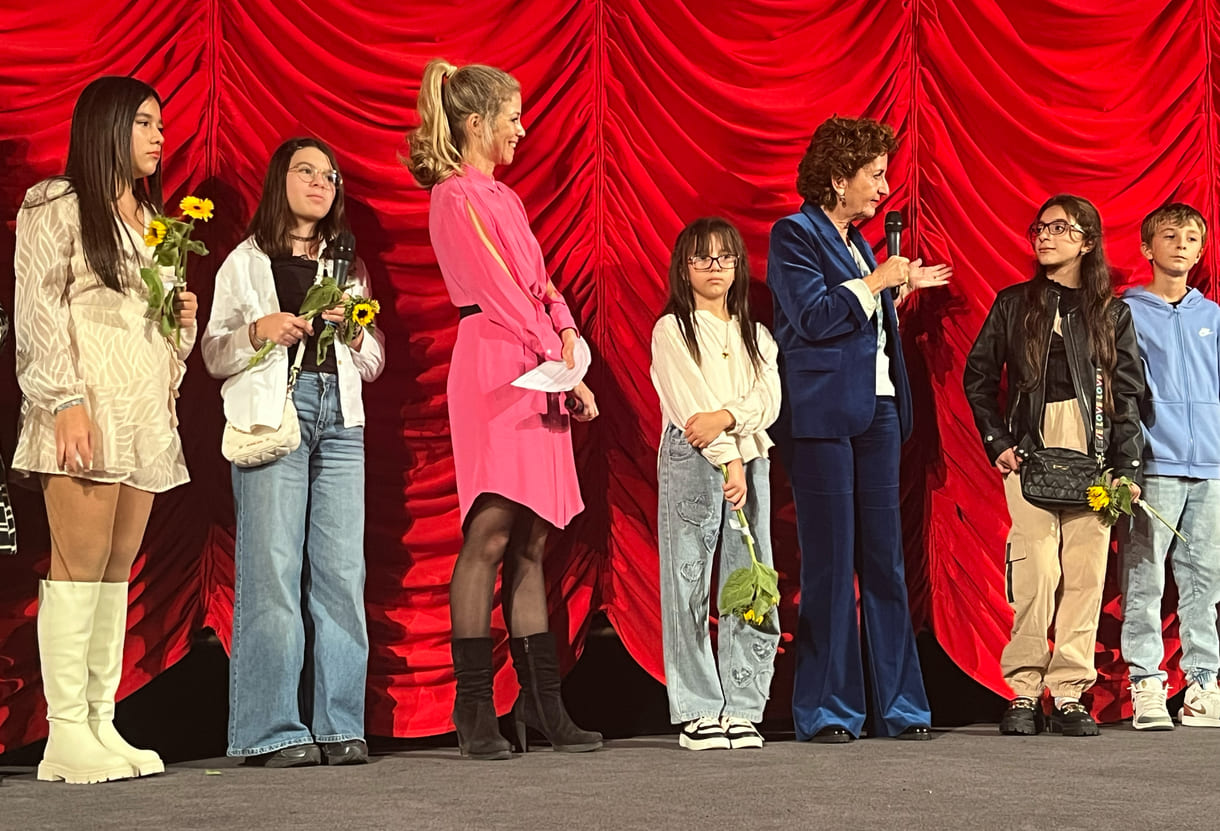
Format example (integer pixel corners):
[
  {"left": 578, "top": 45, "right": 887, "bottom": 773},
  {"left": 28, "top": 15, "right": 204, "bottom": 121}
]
[{"left": 2, "top": 725, "right": 1217, "bottom": 830}]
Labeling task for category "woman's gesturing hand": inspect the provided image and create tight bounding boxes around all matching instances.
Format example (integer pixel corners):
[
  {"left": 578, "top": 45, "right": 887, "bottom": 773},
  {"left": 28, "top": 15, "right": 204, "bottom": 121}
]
[
  {"left": 255, "top": 313, "right": 313, "bottom": 347},
  {"left": 568, "top": 381, "right": 599, "bottom": 422},
  {"left": 55, "top": 404, "right": 94, "bottom": 474},
  {"left": 723, "top": 458, "right": 747, "bottom": 510},
  {"left": 907, "top": 259, "right": 952, "bottom": 291}
]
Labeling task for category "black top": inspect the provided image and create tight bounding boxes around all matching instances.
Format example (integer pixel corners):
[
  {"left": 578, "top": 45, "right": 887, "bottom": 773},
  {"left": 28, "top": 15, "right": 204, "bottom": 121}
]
[
  {"left": 1044, "top": 285, "right": 1080, "bottom": 403},
  {"left": 271, "top": 256, "right": 338, "bottom": 375}
]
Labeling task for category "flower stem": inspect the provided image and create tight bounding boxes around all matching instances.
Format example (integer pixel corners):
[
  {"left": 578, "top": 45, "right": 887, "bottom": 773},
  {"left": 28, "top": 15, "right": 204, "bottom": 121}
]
[
  {"left": 720, "top": 463, "right": 759, "bottom": 566},
  {"left": 1141, "top": 501, "right": 1189, "bottom": 544}
]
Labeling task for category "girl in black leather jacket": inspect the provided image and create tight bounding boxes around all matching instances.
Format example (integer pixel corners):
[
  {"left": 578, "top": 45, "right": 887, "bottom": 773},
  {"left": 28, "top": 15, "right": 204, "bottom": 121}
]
[{"left": 964, "top": 194, "right": 1144, "bottom": 738}]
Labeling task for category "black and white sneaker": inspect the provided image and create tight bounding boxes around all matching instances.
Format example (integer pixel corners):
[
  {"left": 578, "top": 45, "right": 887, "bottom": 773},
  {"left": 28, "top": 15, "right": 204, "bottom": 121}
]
[
  {"left": 679, "top": 717, "right": 731, "bottom": 750},
  {"left": 722, "top": 717, "right": 764, "bottom": 749}
]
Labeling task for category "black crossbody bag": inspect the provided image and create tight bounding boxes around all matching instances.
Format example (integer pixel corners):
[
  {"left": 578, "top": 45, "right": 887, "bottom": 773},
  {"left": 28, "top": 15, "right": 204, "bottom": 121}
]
[{"left": 1018, "top": 367, "right": 1104, "bottom": 511}]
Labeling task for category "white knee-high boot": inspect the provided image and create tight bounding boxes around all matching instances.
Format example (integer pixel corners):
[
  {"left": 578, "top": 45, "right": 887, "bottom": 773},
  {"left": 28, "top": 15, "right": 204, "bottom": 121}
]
[
  {"left": 37, "top": 580, "right": 135, "bottom": 783},
  {"left": 87, "top": 582, "right": 164, "bottom": 776}
]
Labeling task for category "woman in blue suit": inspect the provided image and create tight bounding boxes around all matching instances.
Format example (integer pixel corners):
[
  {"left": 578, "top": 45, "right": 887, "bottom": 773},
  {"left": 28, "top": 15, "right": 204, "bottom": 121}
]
[{"left": 767, "top": 116, "right": 949, "bottom": 742}]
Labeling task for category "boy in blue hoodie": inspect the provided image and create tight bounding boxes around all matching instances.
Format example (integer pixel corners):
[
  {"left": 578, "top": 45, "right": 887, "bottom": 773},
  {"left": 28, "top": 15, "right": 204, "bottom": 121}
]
[{"left": 1122, "top": 203, "right": 1220, "bottom": 730}]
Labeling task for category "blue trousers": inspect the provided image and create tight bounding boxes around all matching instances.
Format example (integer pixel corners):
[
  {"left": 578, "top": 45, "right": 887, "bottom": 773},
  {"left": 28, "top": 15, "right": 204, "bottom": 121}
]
[
  {"left": 227, "top": 372, "right": 368, "bottom": 756},
  {"left": 788, "top": 396, "right": 930, "bottom": 739}
]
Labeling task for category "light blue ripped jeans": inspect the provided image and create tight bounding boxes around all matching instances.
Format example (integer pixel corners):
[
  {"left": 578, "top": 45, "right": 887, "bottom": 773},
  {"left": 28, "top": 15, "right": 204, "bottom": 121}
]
[
  {"left": 657, "top": 424, "right": 780, "bottom": 724},
  {"left": 1121, "top": 475, "right": 1220, "bottom": 687}
]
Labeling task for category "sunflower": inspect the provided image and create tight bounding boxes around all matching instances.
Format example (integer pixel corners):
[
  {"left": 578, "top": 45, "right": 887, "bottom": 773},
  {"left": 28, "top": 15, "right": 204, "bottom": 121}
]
[
  {"left": 1087, "top": 485, "right": 1111, "bottom": 512},
  {"left": 143, "top": 219, "right": 167, "bottom": 248},
  {"left": 179, "top": 195, "right": 214, "bottom": 222},
  {"left": 351, "top": 302, "right": 376, "bottom": 327}
]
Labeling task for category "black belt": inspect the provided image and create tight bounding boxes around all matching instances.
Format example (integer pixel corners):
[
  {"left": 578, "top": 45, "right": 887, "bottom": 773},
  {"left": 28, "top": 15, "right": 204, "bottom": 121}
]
[{"left": 459, "top": 304, "right": 482, "bottom": 319}]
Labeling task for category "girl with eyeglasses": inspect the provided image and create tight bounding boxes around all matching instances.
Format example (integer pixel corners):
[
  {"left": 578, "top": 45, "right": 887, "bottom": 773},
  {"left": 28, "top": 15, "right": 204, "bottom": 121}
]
[
  {"left": 13, "top": 76, "right": 197, "bottom": 783},
  {"left": 650, "top": 217, "right": 781, "bottom": 751},
  {"left": 202, "top": 137, "right": 385, "bottom": 767},
  {"left": 964, "top": 194, "right": 1144, "bottom": 737},
  {"left": 406, "top": 59, "right": 601, "bottom": 760}
]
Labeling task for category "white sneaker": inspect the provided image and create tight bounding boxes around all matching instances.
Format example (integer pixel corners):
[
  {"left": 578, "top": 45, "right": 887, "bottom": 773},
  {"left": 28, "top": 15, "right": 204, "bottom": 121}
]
[
  {"left": 1129, "top": 678, "right": 1174, "bottom": 731},
  {"left": 721, "top": 716, "right": 764, "bottom": 749},
  {"left": 679, "top": 717, "right": 731, "bottom": 750},
  {"left": 1180, "top": 680, "right": 1220, "bottom": 728}
]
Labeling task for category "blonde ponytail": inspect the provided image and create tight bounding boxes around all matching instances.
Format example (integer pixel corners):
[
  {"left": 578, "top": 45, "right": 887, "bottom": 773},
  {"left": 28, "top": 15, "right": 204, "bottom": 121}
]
[{"left": 404, "top": 58, "right": 520, "bottom": 189}]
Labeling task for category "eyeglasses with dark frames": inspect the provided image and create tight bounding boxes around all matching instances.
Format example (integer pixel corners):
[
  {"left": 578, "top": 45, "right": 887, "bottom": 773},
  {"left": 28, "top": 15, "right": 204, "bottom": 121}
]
[
  {"left": 687, "top": 254, "right": 739, "bottom": 271},
  {"left": 1027, "top": 219, "right": 1085, "bottom": 240}
]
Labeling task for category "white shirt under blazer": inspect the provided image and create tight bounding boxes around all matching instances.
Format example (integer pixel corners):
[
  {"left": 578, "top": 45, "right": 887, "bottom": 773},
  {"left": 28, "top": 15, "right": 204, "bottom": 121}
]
[{"left": 202, "top": 237, "right": 385, "bottom": 432}]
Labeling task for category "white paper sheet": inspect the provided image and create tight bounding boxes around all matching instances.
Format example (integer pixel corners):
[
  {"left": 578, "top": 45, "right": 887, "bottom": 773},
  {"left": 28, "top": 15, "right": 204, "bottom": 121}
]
[{"left": 511, "top": 336, "right": 591, "bottom": 393}]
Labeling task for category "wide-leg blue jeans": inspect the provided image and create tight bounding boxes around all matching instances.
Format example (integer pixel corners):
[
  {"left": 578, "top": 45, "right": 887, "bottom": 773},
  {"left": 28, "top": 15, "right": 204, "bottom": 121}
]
[{"left": 227, "top": 372, "right": 368, "bottom": 756}]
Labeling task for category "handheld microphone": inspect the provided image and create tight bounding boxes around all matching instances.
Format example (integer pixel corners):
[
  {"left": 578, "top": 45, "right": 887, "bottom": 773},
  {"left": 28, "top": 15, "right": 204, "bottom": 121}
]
[
  {"left": 325, "top": 231, "right": 356, "bottom": 285},
  {"left": 884, "top": 210, "right": 903, "bottom": 258}
]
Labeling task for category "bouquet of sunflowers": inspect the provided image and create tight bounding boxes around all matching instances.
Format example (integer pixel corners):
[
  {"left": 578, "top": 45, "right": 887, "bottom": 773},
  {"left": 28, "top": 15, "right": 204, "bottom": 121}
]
[
  {"left": 248, "top": 275, "right": 379, "bottom": 369},
  {"left": 141, "top": 196, "right": 213, "bottom": 346}
]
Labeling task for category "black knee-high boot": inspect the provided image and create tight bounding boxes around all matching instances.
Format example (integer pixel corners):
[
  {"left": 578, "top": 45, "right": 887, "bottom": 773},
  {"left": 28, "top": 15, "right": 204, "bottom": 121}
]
[
  {"left": 450, "top": 638, "right": 511, "bottom": 761},
  {"left": 509, "top": 632, "right": 603, "bottom": 753}
]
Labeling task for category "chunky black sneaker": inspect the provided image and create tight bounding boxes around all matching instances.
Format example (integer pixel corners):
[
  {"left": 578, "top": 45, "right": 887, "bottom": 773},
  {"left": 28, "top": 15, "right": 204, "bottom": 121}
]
[
  {"left": 1048, "top": 701, "right": 1100, "bottom": 737},
  {"left": 679, "top": 717, "right": 731, "bottom": 750},
  {"left": 999, "top": 696, "right": 1043, "bottom": 735}
]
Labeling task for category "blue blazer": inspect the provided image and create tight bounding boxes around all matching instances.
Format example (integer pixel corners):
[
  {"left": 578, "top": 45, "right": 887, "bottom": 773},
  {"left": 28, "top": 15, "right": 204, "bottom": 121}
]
[{"left": 767, "top": 203, "right": 913, "bottom": 441}]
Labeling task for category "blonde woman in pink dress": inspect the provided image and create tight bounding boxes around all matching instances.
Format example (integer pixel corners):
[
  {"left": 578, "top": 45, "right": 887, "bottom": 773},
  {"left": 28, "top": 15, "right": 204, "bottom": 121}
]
[{"left": 407, "top": 58, "right": 602, "bottom": 760}]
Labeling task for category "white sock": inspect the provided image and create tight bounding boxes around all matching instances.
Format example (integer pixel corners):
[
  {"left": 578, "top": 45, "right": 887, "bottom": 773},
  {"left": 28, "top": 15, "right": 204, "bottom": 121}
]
[{"left": 1054, "top": 696, "right": 1079, "bottom": 711}]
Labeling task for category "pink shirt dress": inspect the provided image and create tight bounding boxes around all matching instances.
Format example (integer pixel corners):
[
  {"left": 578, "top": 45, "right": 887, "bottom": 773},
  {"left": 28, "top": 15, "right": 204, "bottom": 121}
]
[{"left": 429, "top": 165, "right": 584, "bottom": 529}]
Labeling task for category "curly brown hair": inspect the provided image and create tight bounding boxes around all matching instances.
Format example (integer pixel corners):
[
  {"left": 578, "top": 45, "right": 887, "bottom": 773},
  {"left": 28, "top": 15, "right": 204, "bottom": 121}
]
[{"left": 796, "top": 116, "right": 897, "bottom": 210}]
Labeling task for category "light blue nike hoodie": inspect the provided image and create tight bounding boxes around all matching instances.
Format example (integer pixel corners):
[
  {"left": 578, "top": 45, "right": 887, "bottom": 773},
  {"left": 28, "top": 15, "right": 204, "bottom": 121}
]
[{"left": 1123, "top": 285, "right": 1220, "bottom": 478}]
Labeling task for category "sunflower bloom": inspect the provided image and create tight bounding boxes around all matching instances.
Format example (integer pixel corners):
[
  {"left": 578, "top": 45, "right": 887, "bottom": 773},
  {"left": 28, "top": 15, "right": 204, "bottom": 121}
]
[
  {"left": 370, "top": 299, "right": 381, "bottom": 315},
  {"left": 352, "top": 302, "right": 375, "bottom": 327},
  {"left": 143, "top": 219, "right": 167, "bottom": 247},
  {"left": 179, "top": 195, "right": 214, "bottom": 221},
  {"left": 1087, "top": 485, "right": 1110, "bottom": 512}
]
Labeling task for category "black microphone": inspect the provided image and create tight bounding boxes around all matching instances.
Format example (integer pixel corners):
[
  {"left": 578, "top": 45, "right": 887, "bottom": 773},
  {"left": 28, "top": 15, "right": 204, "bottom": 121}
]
[
  {"left": 884, "top": 211, "right": 904, "bottom": 300},
  {"left": 884, "top": 210, "right": 903, "bottom": 258},
  {"left": 325, "top": 231, "right": 356, "bottom": 285}
]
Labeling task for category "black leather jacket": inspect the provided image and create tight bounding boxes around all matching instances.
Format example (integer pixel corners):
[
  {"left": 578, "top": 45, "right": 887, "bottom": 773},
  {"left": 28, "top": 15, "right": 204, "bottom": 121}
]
[{"left": 963, "top": 276, "right": 1145, "bottom": 481}]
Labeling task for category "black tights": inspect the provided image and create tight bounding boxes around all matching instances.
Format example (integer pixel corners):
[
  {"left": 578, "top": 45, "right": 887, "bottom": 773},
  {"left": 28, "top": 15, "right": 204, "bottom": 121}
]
[{"left": 450, "top": 493, "right": 550, "bottom": 639}]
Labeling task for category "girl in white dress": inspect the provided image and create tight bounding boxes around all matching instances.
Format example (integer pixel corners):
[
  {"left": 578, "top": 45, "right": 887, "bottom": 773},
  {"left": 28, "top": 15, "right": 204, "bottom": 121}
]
[{"left": 13, "top": 76, "right": 197, "bottom": 784}]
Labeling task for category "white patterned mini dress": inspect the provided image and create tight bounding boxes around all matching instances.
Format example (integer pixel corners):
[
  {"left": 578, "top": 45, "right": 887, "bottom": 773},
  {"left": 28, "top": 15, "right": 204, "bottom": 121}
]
[{"left": 12, "top": 179, "right": 191, "bottom": 492}]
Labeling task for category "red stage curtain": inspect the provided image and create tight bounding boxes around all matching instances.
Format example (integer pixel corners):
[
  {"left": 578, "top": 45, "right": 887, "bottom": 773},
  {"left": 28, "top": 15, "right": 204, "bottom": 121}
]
[{"left": 1, "top": 0, "right": 1216, "bottom": 750}]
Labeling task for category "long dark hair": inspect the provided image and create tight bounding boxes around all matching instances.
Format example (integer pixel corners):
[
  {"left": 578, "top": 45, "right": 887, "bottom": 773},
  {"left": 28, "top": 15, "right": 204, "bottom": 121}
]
[
  {"left": 1018, "top": 194, "right": 1117, "bottom": 411},
  {"left": 40, "top": 76, "right": 164, "bottom": 292},
  {"left": 247, "top": 137, "right": 348, "bottom": 258},
  {"left": 661, "top": 217, "right": 764, "bottom": 373}
]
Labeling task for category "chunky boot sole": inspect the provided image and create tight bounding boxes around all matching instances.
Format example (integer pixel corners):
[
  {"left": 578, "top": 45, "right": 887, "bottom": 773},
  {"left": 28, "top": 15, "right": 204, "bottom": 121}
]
[
  {"left": 37, "top": 759, "right": 134, "bottom": 784},
  {"left": 1047, "top": 718, "right": 1100, "bottom": 737}
]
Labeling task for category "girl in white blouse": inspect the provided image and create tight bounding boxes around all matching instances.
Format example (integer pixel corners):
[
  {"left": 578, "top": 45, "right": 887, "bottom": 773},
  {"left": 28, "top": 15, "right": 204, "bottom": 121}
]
[{"left": 649, "top": 217, "right": 782, "bottom": 752}]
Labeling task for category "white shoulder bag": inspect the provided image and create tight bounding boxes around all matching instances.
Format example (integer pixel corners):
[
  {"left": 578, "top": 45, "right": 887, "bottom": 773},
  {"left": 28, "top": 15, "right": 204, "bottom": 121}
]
[{"left": 221, "top": 343, "right": 305, "bottom": 468}]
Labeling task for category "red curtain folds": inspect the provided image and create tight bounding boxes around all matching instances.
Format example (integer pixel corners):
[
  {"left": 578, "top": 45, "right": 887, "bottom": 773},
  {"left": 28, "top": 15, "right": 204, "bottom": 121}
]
[{"left": 0, "top": 0, "right": 1216, "bottom": 751}]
